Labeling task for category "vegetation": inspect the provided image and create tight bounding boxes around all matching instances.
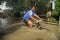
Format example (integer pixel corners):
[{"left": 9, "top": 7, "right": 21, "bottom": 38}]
[
  {"left": 0, "top": 0, "right": 60, "bottom": 22},
  {"left": 52, "top": 0, "right": 60, "bottom": 16}
]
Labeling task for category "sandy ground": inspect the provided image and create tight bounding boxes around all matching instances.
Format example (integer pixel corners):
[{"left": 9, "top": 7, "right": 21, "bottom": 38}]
[{"left": 2, "top": 22, "right": 58, "bottom": 40}]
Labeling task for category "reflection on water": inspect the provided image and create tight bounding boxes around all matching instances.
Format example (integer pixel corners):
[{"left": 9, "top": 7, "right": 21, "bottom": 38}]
[
  {"left": 0, "top": 17, "right": 21, "bottom": 28},
  {"left": 0, "top": 18, "right": 8, "bottom": 27}
]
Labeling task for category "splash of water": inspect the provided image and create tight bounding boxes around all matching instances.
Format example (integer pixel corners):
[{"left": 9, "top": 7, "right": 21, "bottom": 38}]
[{"left": 0, "top": 1, "right": 12, "bottom": 12}]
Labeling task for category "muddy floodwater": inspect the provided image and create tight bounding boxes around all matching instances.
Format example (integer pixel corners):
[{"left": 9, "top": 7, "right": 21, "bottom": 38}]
[
  {"left": 0, "top": 17, "right": 60, "bottom": 40},
  {"left": 0, "top": 17, "right": 21, "bottom": 28}
]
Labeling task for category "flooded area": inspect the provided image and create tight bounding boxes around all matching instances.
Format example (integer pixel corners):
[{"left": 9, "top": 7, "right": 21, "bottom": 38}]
[
  {"left": 0, "top": 17, "right": 60, "bottom": 40},
  {"left": 0, "top": 17, "right": 21, "bottom": 28},
  {"left": 0, "top": 0, "right": 60, "bottom": 40},
  {"left": 0, "top": 23, "right": 58, "bottom": 40}
]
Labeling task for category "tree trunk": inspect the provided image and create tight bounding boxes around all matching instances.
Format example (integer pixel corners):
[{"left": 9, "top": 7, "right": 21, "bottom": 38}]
[{"left": 59, "top": 16, "right": 60, "bottom": 27}]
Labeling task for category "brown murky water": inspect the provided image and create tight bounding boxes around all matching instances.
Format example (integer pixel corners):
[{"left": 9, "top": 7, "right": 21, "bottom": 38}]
[
  {"left": 3, "top": 27, "right": 58, "bottom": 40},
  {"left": 0, "top": 17, "right": 59, "bottom": 40},
  {"left": 0, "top": 17, "right": 21, "bottom": 28}
]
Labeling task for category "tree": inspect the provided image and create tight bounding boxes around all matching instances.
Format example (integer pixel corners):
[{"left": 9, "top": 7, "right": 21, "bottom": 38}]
[
  {"left": 35, "top": 0, "right": 50, "bottom": 16},
  {"left": 0, "top": 0, "right": 51, "bottom": 17},
  {"left": 52, "top": 0, "right": 60, "bottom": 16}
]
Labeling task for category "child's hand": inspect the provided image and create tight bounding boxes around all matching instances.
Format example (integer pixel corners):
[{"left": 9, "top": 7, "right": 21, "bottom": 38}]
[{"left": 36, "top": 19, "right": 41, "bottom": 23}]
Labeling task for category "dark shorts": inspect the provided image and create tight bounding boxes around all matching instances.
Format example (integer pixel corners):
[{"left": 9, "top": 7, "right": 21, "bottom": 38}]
[{"left": 23, "top": 19, "right": 28, "bottom": 26}]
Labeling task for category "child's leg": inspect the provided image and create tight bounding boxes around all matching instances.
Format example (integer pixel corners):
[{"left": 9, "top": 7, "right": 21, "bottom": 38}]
[{"left": 27, "top": 20, "right": 33, "bottom": 28}]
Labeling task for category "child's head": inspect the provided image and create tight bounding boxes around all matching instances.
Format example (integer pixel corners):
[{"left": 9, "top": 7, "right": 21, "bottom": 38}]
[{"left": 31, "top": 5, "right": 36, "bottom": 11}]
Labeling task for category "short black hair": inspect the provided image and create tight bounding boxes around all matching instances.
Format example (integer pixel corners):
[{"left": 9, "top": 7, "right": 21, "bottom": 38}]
[{"left": 31, "top": 5, "right": 36, "bottom": 8}]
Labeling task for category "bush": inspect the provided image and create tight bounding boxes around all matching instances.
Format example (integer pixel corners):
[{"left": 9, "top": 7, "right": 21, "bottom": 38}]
[
  {"left": 49, "top": 17, "right": 57, "bottom": 23},
  {"left": 52, "top": 1, "right": 60, "bottom": 18}
]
